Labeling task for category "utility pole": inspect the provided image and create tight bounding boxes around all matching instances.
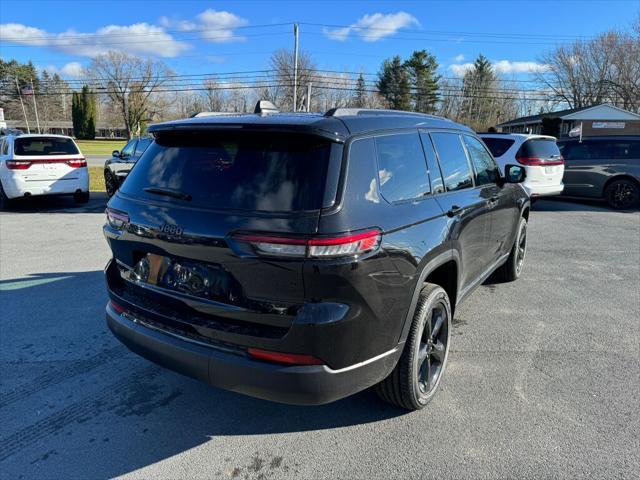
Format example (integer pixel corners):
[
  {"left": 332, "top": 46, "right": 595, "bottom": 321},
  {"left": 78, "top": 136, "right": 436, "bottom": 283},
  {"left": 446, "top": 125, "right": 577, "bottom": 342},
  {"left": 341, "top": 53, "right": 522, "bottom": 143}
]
[
  {"left": 30, "top": 78, "right": 41, "bottom": 134},
  {"left": 293, "top": 23, "right": 299, "bottom": 112},
  {"left": 307, "top": 83, "right": 312, "bottom": 112},
  {"left": 15, "top": 78, "right": 30, "bottom": 134}
]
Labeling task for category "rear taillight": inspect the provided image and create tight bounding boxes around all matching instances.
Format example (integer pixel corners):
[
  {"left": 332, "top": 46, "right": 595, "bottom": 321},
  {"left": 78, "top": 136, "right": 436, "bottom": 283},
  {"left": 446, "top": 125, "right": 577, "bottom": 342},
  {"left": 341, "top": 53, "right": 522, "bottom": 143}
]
[
  {"left": 105, "top": 207, "right": 129, "bottom": 230},
  {"left": 66, "top": 158, "right": 87, "bottom": 168},
  {"left": 516, "top": 156, "right": 565, "bottom": 166},
  {"left": 248, "top": 348, "right": 324, "bottom": 366},
  {"left": 231, "top": 229, "right": 381, "bottom": 259},
  {"left": 6, "top": 160, "right": 32, "bottom": 170}
]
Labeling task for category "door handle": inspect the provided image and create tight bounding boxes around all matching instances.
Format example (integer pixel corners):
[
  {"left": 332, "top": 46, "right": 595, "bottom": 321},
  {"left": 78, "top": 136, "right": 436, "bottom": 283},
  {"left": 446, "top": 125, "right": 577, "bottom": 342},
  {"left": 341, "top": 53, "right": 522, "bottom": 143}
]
[{"left": 446, "top": 205, "right": 463, "bottom": 217}]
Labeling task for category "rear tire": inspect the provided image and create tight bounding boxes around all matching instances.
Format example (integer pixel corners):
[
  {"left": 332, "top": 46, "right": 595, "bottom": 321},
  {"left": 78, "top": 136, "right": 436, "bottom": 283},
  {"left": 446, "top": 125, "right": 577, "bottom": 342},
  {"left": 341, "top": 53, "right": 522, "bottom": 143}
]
[
  {"left": 495, "top": 216, "right": 527, "bottom": 282},
  {"left": 0, "top": 181, "right": 13, "bottom": 210},
  {"left": 74, "top": 191, "right": 90, "bottom": 204},
  {"left": 604, "top": 179, "right": 639, "bottom": 210},
  {"left": 375, "top": 283, "right": 451, "bottom": 410}
]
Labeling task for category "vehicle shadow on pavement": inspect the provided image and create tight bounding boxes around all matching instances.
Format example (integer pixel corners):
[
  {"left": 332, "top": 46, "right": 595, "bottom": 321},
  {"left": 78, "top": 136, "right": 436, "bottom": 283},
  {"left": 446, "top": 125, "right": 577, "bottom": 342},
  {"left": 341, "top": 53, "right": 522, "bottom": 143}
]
[
  {"left": 532, "top": 197, "right": 639, "bottom": 213},
  {"left": 0, "top": 270, "right": 406, "bottom": 478},
  {"left": 1, "top": 192, "right": 108, "bottom": 214}
]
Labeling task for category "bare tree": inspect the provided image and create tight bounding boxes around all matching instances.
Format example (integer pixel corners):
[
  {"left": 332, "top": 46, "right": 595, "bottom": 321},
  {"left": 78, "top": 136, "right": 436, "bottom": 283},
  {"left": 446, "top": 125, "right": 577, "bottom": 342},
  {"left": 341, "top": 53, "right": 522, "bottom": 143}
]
[
  {"left": 536, "top": 28, "right": 640, "bottom": 112},
  {"left": 201, "top": 78, "right": 227, "bottom": 112},
  {"left": 269, "top": 48, "right": 317, "bottom": 111},
  {"left": 87, "top": 51, "right": 172, "bottom": 138}
]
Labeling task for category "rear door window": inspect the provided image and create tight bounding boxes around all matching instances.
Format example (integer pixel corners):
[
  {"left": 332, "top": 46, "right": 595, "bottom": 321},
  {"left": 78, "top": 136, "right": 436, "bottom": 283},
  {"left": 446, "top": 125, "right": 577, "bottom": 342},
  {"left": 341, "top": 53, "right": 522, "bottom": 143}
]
[
  {"left": 14, "top": 137, "right": 79, "bottom": 156},
  {"left": 120, "top": 140, "right": 136, "bottom": 159},
  {"left": 481, "top": 137, "right": 515, "bottom": 158},
  {"left": 121, "top": 131, "right": 335, "bottom": 212},
  {"left": 374, "top": 132, "right": 430, "bottom": 202},
  {"left": 464, "top": 135, "right": 500, "bottom": 185},
  {"left": 430, "top": 132, "right": 473, "bottom": 192}
]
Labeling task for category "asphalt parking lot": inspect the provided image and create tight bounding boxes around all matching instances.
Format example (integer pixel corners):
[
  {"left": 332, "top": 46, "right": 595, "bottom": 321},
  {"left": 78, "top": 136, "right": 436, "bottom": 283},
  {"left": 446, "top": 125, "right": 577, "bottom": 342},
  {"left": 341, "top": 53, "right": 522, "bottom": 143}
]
[{"left": 0, "top": 194, "right": 638, "bottom": 479}]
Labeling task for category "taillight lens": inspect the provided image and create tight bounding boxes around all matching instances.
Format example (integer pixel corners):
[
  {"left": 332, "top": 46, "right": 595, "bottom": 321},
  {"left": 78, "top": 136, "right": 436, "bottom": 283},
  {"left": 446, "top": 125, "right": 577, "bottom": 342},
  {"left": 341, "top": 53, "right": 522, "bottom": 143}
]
[
  {"left": 232, "top": 229, "right": 381, "bottom": 259},
  {"left": 6, "top": 160, "right": 32, "bottom": 170},
  {"left": 516, "top": 156, "right": 565, "bottom": 166},
  {"left": 67, "top": 158, "right": 87, "bottom": 168},
  {"left": 248, "top": 348, "right": 324, "bottom": 366},
  {"left": 105, "top": 207, "right": 129, "bottom": 230},
  {"left": 109, "top": 299, "right": 126, "bottom": 314}
]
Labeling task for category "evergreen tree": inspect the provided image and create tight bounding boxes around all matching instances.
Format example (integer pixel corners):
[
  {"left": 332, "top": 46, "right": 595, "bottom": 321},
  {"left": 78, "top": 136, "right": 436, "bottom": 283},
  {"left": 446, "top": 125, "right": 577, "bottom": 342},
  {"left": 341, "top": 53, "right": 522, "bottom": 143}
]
[
  {"left": 352, "top": 73, "right": 367, "bottom": 108},
  {"left": 460, "top": 54, "right": 498, "bottom": 130},
  {"left": 71, "top": 85, "right": 97, "bottom": 139},
  {"left": 376, "top": 56, "right": 411, "bottom": 110},
  {"left": 403, "top": 50, "right": 440, "bottom": 113}
]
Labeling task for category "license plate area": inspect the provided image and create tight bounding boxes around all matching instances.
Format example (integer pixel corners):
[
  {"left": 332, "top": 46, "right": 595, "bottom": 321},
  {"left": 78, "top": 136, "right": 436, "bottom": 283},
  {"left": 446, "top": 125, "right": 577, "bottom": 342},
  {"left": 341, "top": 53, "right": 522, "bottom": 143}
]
[
  {"left": 125, "top": 253, "right": 242, "bottom": 303},
  {"left": 544, "top": 166, "right": 556, "bottom": 174}
]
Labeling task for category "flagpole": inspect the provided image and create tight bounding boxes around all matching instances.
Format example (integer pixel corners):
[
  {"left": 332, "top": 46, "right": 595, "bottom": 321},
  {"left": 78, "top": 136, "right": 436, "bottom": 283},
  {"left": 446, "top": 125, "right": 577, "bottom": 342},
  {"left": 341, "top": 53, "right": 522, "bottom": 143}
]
[
  {"left": 15, "top": 78, "right": 30, "bottom": 134},
  {"left": 30, "top": 78, "right": 41, "bottom": 134}
]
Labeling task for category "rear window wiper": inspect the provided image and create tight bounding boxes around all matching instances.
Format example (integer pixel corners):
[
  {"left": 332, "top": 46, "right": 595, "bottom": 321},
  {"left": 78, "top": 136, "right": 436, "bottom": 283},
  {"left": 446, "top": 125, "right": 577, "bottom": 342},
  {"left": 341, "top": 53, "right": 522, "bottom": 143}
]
[{"left": 144, "top": 187, "right": 192, "bottom": 201}]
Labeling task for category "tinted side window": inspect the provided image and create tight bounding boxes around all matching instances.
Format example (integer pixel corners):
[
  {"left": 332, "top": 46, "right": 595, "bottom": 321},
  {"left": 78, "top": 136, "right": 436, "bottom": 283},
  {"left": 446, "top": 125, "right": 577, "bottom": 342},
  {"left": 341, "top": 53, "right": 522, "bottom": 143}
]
[
  {"left": 374, "top": 132, "right": 430, "bottom": 202},
  {"left": 610, "top": 141, "right": 640, "bottom": 159},
  {"left": 431, "top": 132, "right": 473, "bottom": 192},
  {"left": 464, "top": 135, "right": 500, "bottom": 185},
  {"left": 481, "top": 137, "right": 515, "bottom": 158},
  {"left": 563, "top": 141, "right": 611, "bottom": 161},
  {"left": 121, "top": 140, "right": 136, "bottom": 158},
  {"left": 134, "top": 138, "right": 152, "bottom": 157}
]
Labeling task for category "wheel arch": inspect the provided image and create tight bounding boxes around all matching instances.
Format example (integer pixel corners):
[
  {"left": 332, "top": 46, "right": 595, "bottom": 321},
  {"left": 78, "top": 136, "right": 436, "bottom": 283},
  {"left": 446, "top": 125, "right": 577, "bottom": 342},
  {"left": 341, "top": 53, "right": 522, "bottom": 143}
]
[
  {"left": 397, "top": 251, "right": 459, "bottom": 345},
  {"left": 601, "top": 174, "right": 640, "bottom": 197}
]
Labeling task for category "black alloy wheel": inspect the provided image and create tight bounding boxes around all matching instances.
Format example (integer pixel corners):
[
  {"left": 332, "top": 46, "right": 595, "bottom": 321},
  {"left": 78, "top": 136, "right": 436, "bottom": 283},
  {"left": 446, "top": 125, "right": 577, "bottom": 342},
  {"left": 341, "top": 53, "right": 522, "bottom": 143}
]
[
  {"left": 605, "top": 179, "right": 639, "bottom": 210},
  {"left": 105, "top": 171, "right": 118, "bottom": 198}
]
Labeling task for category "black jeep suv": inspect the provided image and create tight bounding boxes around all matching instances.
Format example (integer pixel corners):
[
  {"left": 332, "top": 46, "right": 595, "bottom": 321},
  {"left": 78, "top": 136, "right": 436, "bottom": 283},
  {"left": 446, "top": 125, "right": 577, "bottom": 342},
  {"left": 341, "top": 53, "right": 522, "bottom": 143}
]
[{"left": 104, "top": 108, "right": 529, "bottom": 410}]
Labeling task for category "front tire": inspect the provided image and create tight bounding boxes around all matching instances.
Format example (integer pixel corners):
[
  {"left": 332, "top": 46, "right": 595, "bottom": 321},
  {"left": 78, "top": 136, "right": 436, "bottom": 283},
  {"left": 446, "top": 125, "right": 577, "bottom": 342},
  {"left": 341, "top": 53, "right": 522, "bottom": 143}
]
[
  {"left": 375, "top": 283, "right": 452, "bottom": 410},
  {"left": 496, "top": 216, "right": 527, "bottom": 282},
  {"left": 604, "top": 179, "right": 639, "bottom": 210},
  {"left": 104, "top": 170, "right": 118, "bottom": 198}
]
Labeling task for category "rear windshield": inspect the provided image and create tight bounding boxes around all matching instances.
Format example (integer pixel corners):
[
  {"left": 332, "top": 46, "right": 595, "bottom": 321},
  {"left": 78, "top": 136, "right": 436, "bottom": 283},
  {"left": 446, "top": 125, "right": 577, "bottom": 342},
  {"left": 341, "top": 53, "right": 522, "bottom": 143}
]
[
  {"left": 481, "top": 137, "right": 515, "bottom": 158},
  {"left": 120, "top": 131, "right": 335, "bottom": 212},
  {"left": 14, "top": 137, "right": 79, "bottom": 156},
  {"left": 517, "top": 139, "right": 561, "bottom": 159}
]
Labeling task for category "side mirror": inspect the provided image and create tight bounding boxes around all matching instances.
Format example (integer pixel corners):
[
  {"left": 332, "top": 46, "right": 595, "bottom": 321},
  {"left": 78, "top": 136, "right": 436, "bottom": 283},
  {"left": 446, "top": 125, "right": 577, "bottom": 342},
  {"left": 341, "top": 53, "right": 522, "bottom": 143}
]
[
  {"left": 504, "top": 164, "right": 526, "bottom": 184},
  {"left": 112, "top": 150, "right": 120, "bottom": 158}
]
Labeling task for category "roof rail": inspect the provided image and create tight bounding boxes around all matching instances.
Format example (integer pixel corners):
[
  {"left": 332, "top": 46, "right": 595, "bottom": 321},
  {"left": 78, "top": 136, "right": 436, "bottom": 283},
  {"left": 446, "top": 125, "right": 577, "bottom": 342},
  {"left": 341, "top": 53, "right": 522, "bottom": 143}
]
[
  {"left": 324, "top": 108, "right": 441, "bottom": 118},
  {"left": 190, "top": 112, "right": 238, "bottom": 118}
]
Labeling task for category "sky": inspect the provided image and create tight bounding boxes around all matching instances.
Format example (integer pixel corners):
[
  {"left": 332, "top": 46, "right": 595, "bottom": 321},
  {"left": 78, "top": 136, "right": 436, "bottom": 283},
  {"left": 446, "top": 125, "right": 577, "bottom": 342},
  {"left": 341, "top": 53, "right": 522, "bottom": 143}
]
[{"left": 0, "top": 0, "right": 638, "bottom": 81}]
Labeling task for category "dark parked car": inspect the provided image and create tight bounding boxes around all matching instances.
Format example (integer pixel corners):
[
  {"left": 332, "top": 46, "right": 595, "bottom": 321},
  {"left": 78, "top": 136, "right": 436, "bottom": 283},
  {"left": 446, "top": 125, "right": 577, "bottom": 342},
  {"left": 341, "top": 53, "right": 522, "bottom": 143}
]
[
  {"left": 103, "top": 108, "right": 530, "bottom": 410},
  {"left": 103, "top": 136, "right": 152, "bottom": 197},
  {"left": 557, "top": 136, "right": 640, "bottom": 209}
]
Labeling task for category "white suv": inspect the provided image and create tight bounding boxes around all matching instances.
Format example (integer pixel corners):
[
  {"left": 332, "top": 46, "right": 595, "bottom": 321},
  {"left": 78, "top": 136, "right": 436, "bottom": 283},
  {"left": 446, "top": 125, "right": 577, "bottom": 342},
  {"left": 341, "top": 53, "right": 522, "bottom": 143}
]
[
  {"left": 0, "top": 134, "right": 89, "bottom": 208},
  {"left": 480, "top": 133, "right": 564, "bottom": 197}
]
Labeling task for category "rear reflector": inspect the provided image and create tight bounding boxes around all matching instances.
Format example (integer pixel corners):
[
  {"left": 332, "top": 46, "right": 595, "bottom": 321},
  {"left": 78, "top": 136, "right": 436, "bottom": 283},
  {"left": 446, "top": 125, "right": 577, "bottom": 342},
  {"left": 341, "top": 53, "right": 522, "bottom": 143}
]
[
  {"left": 232, "top": 229, "right": 381, "bottom": 259},
  {"left": 110, "top": 300, "right": 126, "bottom": 314},
  {"left": 516, "top": 156, "right": 564, "bottom": 166},
  {"left": 248, "top": 348, "right": 324, "bottom": 366}
]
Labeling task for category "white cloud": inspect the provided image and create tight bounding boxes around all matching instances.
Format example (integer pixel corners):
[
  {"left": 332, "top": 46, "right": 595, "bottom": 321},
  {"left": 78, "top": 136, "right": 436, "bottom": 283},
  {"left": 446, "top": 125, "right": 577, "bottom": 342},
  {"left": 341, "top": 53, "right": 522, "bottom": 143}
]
[
  {"left": 60, "top": 62, "right": 84, "bottom": 77},
  {"left": 449, "top": 59, "right": 549, "bottom": 77},
  {"left": 493, "top": 60, "right": 549, "bottom": 74},
  {"left": 0, "top": 22, "right": 190, "bottom": 57},
  {"left": 161, "top": 9, "right": 248, "bottom": 43},
  {"left": 324, "top": 12, "right": 419, "bottom": 42},
  {"left": 454, "top": 54, "right": 465, "bottom": 62},
  {"left": 449, "top": 62, "right": 474, "bottom": 76}
]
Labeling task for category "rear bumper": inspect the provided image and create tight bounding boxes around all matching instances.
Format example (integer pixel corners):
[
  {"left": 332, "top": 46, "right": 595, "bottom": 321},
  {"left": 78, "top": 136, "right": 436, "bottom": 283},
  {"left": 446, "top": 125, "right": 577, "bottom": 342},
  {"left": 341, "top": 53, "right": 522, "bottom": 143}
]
[
  {"left": 106, "top": 304, "right": 401, "bottom": 405},
  {"left": 1, "top": 169, "right": 89, "bottom": 199},
  {"left": 523, "top": 182, "right": 564, "bottom": 197}
]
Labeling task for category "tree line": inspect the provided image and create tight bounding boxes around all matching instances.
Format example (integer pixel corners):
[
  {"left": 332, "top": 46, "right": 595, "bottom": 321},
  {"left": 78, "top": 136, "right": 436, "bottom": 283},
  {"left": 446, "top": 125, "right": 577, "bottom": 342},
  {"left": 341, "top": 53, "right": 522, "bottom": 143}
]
[{"left": 1, "top": 17, "right": 637, "bottom": 139}]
